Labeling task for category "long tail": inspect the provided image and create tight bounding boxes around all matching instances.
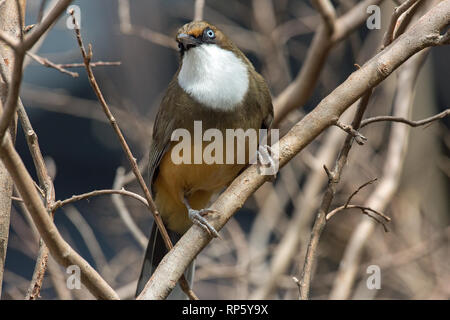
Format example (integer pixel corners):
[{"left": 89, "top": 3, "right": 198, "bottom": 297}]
[{"left": 135, "top": 222, "right": 195, "bottom": 299}]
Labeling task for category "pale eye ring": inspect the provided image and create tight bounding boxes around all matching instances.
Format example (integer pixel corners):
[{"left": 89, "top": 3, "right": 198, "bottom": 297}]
[{"left": 206, "top": 29, "right": 215, "bottom": 39}]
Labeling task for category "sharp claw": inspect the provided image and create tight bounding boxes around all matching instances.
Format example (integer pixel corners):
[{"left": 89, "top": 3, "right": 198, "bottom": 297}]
[
  {"left": 188, "top": 208, "right": 220, "bottom": 238},
  {"left": 257, "top": 144, "right": 278, "bottom": 179},
  {"left": 199, "top": 208, "right": 218, "bottom": 217}
]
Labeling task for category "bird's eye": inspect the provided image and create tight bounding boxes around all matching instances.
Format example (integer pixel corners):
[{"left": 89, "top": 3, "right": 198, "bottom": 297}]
[{"left": 206, "top": 29, "right": 215, "bottom": 39}]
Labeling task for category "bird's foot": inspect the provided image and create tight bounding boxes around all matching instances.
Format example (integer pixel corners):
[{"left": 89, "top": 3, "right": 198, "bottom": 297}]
[
  {"left": 257, "top": 144, "right": 278, "bottom": 181},
  {"left": 188, "top": 208, "right": 220, "bottom": 238}
]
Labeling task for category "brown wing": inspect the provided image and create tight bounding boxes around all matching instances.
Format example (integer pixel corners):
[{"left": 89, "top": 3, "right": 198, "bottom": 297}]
[
  {"left": 253, "top": 71, "right": 274, "bottom": 131},
  {"left": 147, "top": 79, "right": 183, "bottom": 195}
]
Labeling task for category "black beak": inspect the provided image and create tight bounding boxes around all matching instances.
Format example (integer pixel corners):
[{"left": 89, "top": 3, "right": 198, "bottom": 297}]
[{"left": 177, "top": 33, "right": 199, "bottom": 50}]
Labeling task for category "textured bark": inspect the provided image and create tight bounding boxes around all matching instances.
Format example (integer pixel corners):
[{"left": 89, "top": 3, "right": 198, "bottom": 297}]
[
  {"left": 0, "top": 0, "right": 26, "bottom": 298},
  {"left": 137, "top": 0, "right": 450, "bottom": 300}
]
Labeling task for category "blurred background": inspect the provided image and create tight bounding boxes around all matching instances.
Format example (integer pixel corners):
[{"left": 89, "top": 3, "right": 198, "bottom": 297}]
[{"left": 2, "top": 0, "right": 449, "bottom": 299}]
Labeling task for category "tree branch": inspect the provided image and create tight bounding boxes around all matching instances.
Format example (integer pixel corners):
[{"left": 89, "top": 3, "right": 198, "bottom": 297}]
[
  {"left": 137, "top": 0, "right": 450, "bottom": 300},
  {"left": 69, "top": 10, "right": 198, "bottom": 300},
  {"left": 360, "top": 108, "right": 450, "bottom": 128}
]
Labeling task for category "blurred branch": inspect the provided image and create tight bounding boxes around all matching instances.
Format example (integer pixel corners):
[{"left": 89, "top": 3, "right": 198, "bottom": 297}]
[
  {"left": 273, "top": 0, "right": 384, "bottom": 125},
  {"left": 21, "top": 85, "right": 151, "bottom": 143},
  {"left": 117, "top": 0, "right": 177, "bottom": 50},
  {"left": 112, "top": 167, "right": 148, "bottom": 249},
  {"left": 194, "top": 0, "right": 205, "bottom": 21},
  {"left": 329, "top": 49, "right": 431, "bottom": 300},
  {"left": 64, "top": 205, "right": 114, "bottom": 282},
  {"left": 137, "top": 0, "right": 450, "bottom": 300},
  {"left": 0, "top": 0, "right": 119, "bottom": 300},
  {"left": 311, "top": 0, "right": 336, "bottom": 34},
  {"left": 298, "top": 88, "right": 373, "bottom": 300}
]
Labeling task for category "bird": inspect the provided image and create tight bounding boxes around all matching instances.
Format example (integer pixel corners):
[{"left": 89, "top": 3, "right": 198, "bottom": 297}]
[{"left": 136, "top": 21, "right": 274, "bottom": 299}]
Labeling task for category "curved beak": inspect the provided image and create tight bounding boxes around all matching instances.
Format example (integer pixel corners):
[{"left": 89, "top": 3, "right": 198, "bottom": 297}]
[{"left": 176, "top": 33, "right": 199, "bottom": 50}]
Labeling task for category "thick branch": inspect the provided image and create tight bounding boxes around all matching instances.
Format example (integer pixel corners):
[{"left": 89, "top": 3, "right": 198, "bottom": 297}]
[
  {"left": 0, "top": 133, "right": 119, "bottom": 299},
  {"left": 137, "top": 1, "right": 450, "bottom": 300}
]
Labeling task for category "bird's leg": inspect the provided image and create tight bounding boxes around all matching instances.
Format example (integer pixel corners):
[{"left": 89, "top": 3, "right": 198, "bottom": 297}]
[
  {"left": 183, "top": 197, "right": 220, "bottom": 238},
  {"left": 257, "top": 144, "right": 278, "bottom": 180}
]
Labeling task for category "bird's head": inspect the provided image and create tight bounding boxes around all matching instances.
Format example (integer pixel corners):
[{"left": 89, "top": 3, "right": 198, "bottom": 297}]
[
  {"left": 175, "top": 21, "right": 234, "bottom": 55},
  {"left": 175, "top": 21, "right": 253, "bottom": 110}
]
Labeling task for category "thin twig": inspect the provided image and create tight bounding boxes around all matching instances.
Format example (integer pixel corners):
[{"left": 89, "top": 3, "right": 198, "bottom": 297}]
[
  {"left": 326, "top": 204, "right": 391, "bottom": 224},
  {"left": 27, "top": 51, "right": 79, "bottom": 77},
  {"left": 27, "top": 52, "right": 122, "bottom": 77},
  {"left": 360, "top": 109, "right": 450, "bottom": 128},
  {"left": 334, "top": 121, "right": 367, "bottom": 145},
  {"left": 69, "top": 10, "right": 198, "bottom": 300},
  {"left": 344, "top": 178, "right": 378, "bottom": 208},
  {"left": 58, "top": 61, "right": 121, "bottom": 68},
  {"left": 52, "top": 188, "right": 148, "bottom": 211},
  {"left": 0, "top": 0, "right": 73, "bottom": 142},
  {"left": 382, "top": 0, "right": 422, "bottom": 49},
  {"left": 18, "top": 98, "right": 56, "bottom": 300},
  {"left": 297, "top": 90, "right": 373, "bottom": 300}
]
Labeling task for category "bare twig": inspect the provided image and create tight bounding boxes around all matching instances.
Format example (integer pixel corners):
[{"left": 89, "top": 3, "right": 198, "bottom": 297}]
[
  {"left": 298, "top": 89, "right": 373, "bottom": 300},
  {"left": 382, "top": 0, "right": 422, "bottom": 49},
  {"left": 344, "top": 178, "right": 378, "bottom": 208},
  {"left": 273, "top": 0, "right": 384, "bottom": 125},
  {"left": 27, "top": 51, "right": 122, "bottom": 77},
  {"left": 17, "top": 98, "right": 56, "bottom": 300},
  {"left": 334, "top": 121, "right": 367, "bottom": 145},
  {"left": 360, "top": 109, "right": 450, "bottom": 128},
  {"left": 0, "top": 0, "right": 73, "bottom": 142},
  {"left": 27, "top": 51, "right": 79, "bottom": 77},
  {"left": 329, "top": 48, "right": 431, "bottom": 300},
  {"left": 52, "top": 188, "right": 148, "bottom": 211},
  {"left": 69, "top": 10, "right": 197, "bottom": 300},
  {"left": 0, "top": 132, "right": 119, "bottom": 299},
  {"left": 0, "top": 0, "right": 119, "bottom": 300},
  {"left": 58, "top": 61, "right": 122, "bottom": 68},
  {"left": 326, "top": 204, "right": 390, "bottom": 229}
]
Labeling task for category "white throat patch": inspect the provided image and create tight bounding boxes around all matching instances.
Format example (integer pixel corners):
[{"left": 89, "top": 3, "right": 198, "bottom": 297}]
[{"left": 178, "top": 44, "right": 249, "bottom": 111}]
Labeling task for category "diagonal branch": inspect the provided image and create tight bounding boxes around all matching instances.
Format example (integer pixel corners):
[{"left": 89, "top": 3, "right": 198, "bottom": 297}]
[{"left": 137, "top": 0, "right": 450, "bottom": 300}]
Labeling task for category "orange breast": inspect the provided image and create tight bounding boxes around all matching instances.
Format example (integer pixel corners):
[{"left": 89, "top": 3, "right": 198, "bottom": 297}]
[{"left": 153, "top": 144, "right": 245, "bottom": 234}]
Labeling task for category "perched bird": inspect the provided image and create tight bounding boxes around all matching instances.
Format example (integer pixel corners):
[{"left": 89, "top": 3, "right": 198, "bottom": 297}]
[{"left": 136, "top": 21, "right": 273, "bottom": 298}]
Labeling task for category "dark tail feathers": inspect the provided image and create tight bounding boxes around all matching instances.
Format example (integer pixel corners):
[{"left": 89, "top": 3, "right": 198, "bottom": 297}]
[{"left": 135, "top": 222, "right": 194, "bottom": 299}]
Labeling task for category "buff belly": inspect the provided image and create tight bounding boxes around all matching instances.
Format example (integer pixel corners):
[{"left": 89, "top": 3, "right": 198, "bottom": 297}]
[{"left": 153, "top": 145, "right": 245, "bottom": 234}]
